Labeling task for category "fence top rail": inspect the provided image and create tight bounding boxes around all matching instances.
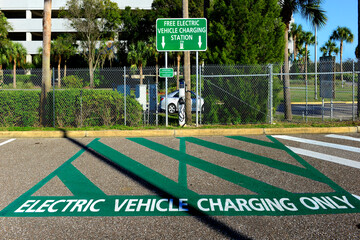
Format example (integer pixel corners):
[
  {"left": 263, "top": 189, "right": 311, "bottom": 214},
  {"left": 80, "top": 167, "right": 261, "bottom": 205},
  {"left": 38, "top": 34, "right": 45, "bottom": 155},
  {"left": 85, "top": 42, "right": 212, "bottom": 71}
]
[{"left": 203, "top": 74, "right": 270, "bottom": 78}]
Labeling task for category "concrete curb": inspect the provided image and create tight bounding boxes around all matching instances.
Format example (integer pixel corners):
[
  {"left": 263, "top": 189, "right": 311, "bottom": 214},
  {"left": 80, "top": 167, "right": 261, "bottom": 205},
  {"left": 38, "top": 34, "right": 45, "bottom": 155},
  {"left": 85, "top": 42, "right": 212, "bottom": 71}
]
[
  {"left": 0, "top": 126, "right": 358, "bottom": 138},
  {"left": 264, "top": 127, "right": 359, "bottom": 135}
]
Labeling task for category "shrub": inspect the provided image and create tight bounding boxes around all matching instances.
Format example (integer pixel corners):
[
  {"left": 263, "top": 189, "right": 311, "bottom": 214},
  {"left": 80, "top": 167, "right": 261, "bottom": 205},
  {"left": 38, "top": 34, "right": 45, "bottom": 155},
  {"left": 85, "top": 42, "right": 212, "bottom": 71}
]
[
  {"left": 63, "top": 75, "right": 84, "bottom": 88},
  {"left": 0, "top": 90, "right": 40, "bottom": 127},
  {"left": 0, "top": 89, "right": 143, "bottom": 127},
  {"left": 48, "top": 89, "right": 143, "bottom": 127}
]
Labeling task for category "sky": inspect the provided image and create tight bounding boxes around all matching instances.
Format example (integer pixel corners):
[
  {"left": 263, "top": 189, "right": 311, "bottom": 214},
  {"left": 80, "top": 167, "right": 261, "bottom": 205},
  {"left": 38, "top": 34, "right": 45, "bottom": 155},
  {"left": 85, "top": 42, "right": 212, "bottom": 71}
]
[{"left": 293, "top": 0, "right": 357, "bottom": 62}]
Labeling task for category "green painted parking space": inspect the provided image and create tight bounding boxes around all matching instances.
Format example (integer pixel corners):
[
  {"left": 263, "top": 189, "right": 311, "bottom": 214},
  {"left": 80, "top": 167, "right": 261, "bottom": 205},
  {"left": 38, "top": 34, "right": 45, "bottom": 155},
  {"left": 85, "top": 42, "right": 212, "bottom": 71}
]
[{"left": 1, "top": 136, "right": 359, "bottom": 217}]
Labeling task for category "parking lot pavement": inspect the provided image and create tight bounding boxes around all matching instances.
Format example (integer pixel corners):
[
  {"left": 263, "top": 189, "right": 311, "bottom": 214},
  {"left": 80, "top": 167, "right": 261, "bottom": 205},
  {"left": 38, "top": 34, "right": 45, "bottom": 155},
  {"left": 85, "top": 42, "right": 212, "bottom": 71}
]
[{"left": 0, "top": 134, "right": 359, "bottom": 239}]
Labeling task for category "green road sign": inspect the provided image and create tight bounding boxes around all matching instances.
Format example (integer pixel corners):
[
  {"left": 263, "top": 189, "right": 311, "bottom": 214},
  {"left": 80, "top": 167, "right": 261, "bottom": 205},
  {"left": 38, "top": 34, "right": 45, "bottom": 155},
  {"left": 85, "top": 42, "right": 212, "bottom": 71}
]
[
  {"left": 159, "top": 68, "right": 174, "bottom": 78},
  {"left": 156, "top": 18, "right": 207, "bottom": 51}
]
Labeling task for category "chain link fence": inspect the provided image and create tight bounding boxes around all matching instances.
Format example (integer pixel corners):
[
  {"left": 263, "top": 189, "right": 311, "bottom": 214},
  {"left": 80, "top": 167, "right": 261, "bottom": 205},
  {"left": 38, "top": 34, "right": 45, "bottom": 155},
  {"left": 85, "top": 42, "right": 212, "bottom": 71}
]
[{"left": 0, "top": 61, "right": 359, "bottom": 128}]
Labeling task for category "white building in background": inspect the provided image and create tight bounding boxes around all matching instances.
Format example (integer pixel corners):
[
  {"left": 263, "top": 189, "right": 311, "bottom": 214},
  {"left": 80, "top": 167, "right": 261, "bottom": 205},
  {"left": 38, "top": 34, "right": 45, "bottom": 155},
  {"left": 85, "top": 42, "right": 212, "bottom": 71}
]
[{"left": 0, "top": 0, "right": 153, "bottom": 62}]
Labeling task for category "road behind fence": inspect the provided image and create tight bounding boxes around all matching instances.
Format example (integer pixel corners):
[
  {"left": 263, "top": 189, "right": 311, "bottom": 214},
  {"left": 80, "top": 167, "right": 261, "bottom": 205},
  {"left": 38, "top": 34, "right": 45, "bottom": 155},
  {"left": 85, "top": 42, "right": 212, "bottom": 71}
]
[{"left": 0, "top": 61, "right": 359, "bottom": 128}]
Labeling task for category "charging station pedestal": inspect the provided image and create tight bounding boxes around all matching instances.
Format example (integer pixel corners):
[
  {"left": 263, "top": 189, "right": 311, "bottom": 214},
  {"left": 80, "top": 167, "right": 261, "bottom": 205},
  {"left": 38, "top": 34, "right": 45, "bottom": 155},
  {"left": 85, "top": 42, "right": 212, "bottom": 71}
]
[{"left": 178, "top": 79, "right": 185, "bottom": 126}]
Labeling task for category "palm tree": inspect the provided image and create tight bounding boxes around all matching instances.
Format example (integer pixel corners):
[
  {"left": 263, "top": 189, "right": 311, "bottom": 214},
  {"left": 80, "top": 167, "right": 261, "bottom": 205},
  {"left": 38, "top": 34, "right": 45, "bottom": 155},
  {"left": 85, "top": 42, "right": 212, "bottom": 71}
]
[
  {"left": 330, "top": 26, "right": 354, "bottom": 86},
  {"left": 8, "top": 42, "right": 27, "bottom": 89},
  {"left": 320, "top": 40, "right": 339, "bottom": 57},
  {"left": 302, "top": 31, "right": 315, "bottom": 82},
  {"left": 127, "top": 41, "right": 149, "bottom": 85},
  {"left": 289, "top": 23, "right": 303, "bottom": 61},
  {"left": 279, "top": 0, "right": 327, "bottom": 120},
  {"left": 52, "top": 34, "right": 77, "bottom": 87}
]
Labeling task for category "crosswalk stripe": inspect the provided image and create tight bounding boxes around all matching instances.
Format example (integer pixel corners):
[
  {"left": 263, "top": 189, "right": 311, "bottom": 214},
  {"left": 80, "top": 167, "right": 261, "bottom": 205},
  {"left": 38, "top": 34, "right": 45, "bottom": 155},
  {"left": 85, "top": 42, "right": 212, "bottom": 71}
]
[
  {"left": 326, "top": 134, "right": 360, "bottom": 142},
  {"left": 0, "top": 139, "right": 16, "bottom": 147},
  {"left": 275, "top": 135, "right": 360, "bottom": 153},
  {"left": 287, "top": 146, "right": 360, "bottom": 169}
]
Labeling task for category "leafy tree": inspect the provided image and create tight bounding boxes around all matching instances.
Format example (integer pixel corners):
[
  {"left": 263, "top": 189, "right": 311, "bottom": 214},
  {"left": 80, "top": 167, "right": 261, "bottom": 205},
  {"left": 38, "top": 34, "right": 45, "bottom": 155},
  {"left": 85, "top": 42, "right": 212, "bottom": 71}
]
[
  {"left": 60, "top": 0, "right": 121, "bottom": 88},
  {"left": 151, "top": 0, "right": 203, "bottom": 19},
  {"left": 320, "top": 39, "right": 339, "bottom": 57},
  {"left": 279, "top": 0, "right": 327, "bottom": 120},
  {"left": 0, "top": 11, "right": 12, "bottom": 87},
  {"left": 8, "top": 42, "right": 27, "bottom": 89},
  {"left": 330, "top": 26, "right": 354, "bottom": 85},
  {"left": 206, "top": 0, "right": 284, "bottom": 65},
  {"left": 121, "top": 7, "right": 153, "bottom": 46},
  {"left": 127, "top": 41, "right": 150, "bottom": 85}
]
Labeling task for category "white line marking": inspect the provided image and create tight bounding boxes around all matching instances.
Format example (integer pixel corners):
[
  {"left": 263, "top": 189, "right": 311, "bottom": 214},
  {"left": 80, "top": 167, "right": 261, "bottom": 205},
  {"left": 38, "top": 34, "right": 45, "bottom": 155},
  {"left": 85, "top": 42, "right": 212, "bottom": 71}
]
[
  {"left": 0, "top": 138, "right": 16, "bottom": 147},
  {"left": 288, "top": 146, "right": 360, "bottom": 169},
  {"left": 353, "top": 194, "right": 360, "bottom": 201},
  {"left": 275, "top": 135, "right": 360, "bottom": 153},
  {"left": 326, "top": 134, "right": 360, "bottom": 142}
]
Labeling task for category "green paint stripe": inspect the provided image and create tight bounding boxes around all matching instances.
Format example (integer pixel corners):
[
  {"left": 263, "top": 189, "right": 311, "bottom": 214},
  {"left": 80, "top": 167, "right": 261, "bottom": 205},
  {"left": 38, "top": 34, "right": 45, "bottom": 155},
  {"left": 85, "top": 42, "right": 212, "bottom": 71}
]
[
  {"left": 87, "top": 140, "right": 199, "bottom": 200},
  {"left": 268, "top": 136, "right": 349, "bottom": 194},
  {"left": 182, "top": 137, "right": 323, "bottom": 182},
  {"left": 178, "top": 138, "right": 187, "bottom": 188},
  {"left": 128, "top": 138, "right": 289, "bottom": 195},
  {"left": 0, "top": 139, "right": 99, "bottom": 215},
  {"left": 227, "top": 136, "right": 282, "bottom": 150},
  {"left": 57, "top": 163, "right": 106, "bottom": 197}
]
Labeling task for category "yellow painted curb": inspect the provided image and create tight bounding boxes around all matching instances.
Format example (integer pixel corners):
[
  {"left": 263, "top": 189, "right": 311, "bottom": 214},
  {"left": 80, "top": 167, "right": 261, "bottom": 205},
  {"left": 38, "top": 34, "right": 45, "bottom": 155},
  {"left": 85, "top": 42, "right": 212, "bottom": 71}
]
[
  {"left": 175, "top": 128, "right": 264, "bottom": 137},
  {"left": 0, "top": 131, "right": 86, "bottom": 138},
  {"left": 85, "top": 130, "right": 175, "bottom": 138},
  {"left": 264, "top": 127, "right": 358, "bottom": 135},
  {"left": 0, "top": 127, "right": 359, "bottom": 138}
]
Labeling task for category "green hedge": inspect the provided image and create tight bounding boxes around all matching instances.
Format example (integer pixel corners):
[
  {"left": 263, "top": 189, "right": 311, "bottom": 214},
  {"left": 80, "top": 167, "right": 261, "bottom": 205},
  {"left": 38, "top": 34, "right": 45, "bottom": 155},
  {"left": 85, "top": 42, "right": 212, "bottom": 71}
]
[
  {"left": 0, "top": 90, "right": 40, "bottom": 127},
  {"left": 0, "top": 89, "right": 143, "bottom": 127}
]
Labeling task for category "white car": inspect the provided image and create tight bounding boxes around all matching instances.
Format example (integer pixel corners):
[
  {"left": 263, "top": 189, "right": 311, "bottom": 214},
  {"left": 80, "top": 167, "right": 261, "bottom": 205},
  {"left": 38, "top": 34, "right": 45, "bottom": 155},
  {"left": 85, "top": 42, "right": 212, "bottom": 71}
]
[{"left": 159, "top": 90, "right": 204, "bottom": 114}]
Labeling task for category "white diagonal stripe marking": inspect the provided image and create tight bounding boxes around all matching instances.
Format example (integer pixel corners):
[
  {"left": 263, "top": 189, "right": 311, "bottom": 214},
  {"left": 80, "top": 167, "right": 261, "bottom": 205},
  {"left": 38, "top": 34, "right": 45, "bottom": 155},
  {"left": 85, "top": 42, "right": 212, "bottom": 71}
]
[
  {"left": 0, "top": 139, "right": 16, "bottom": 147},
  {"left": 275, "top": 135, "right": 360, "bottom": 153},
  {"left": 326, "top": 134, "right": 360, "bottom": 142},
  {"left": 288, "top": 146, "right": 360, "bottom": 169}
]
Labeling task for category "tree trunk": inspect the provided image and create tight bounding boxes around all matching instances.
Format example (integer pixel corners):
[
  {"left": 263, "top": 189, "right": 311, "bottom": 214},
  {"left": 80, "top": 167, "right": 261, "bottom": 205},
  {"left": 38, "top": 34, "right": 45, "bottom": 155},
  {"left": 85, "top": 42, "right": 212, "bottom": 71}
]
[
  {"left": 177, "top": 53, "right": 181, "bottom": 90},
  {"left": 140, "top": 63, "right": 143, "bottom": 85},
  {"left": 340, "top": 41, "right": 343, "bottom": 87},
  {"left": 57, "top": 55, "right": 61, "bottom": 88},
  {"left": 358, "top": 0, "right": 360, "bottom": 118},
  {"left": 283, "top": 23, "right": 292, "bottom": 120},
  {"left": 41, "top": 0, "right": 52, "bottom": 126},
  {"left": 0, "top": 65, "right": 3, "bottom": 88},
  {"left": 293, "top": 36, "right": 297, "bottom": 61},
  {"left": 89, "top": 58, "right": 94, "bottom": 88},
  {"left": 305, "top": 44, "right": 308, "bottom": 82},
  {"left": 183, "top": 0, "right": 192, "bottom": 125},
  {"left": 13, "top": 60, "right": 16, "bottom": 89},
  {"left": 64, "top": 60, "right": 67, "bottom": 78}
]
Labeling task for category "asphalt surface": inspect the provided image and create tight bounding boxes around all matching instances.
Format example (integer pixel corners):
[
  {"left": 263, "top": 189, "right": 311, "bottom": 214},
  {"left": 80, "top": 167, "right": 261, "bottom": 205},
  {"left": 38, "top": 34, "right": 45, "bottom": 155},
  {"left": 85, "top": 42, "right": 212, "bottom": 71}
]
[
  {"left": 0, "top": 133, "right": 359, "bottom": 239},
  {"left": 277, "top": 103, "right": 358, "bottom": 120}
]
